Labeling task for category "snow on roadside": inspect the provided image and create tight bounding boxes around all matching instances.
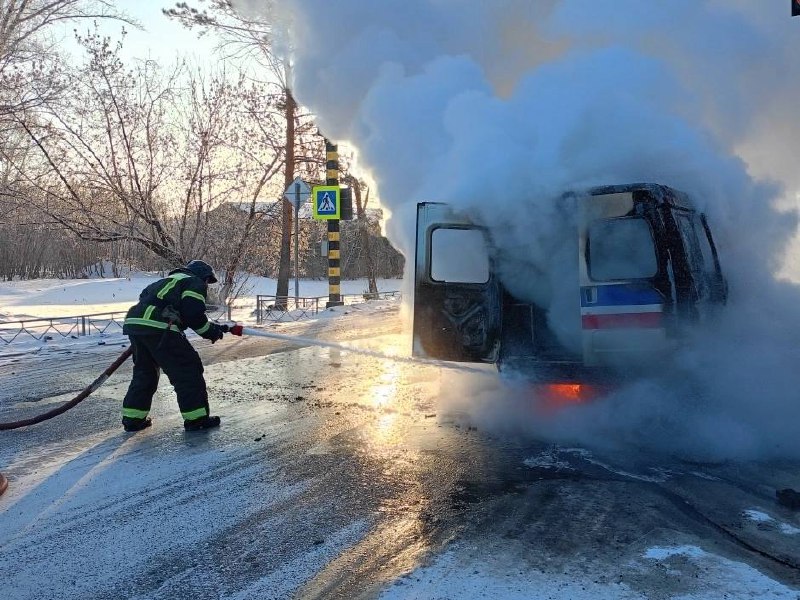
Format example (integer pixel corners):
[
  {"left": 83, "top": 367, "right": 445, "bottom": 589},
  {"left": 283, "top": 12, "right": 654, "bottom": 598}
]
[
  {"left": 0, "top": 302, "right": 402, "bottom": 369},
  {"left": 743, "top": 509, "right": 800, "bottom": 536},
  {"left": 638, "top": 545, "right": 797, "bottom": 598},
  {"left": 0, "top": 276, "right": 403, "bottom": 364},
  {"left": 0, "top": 278, "right": 147, "bottom": 319},
  {"left": 380, "top": 546, "right": 641, "bottom": 600},
  {"left": 379, "top": 543, "right": 799, "bottom": 599},
  {"left": 0, "top": 276, "right": 402, "bottom": 320}
]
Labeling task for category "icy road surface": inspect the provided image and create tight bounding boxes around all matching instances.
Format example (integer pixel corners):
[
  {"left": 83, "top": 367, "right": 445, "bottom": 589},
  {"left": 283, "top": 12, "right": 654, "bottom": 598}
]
[{"left": 1, "top": 308, "right": 799, "bottom": 599}]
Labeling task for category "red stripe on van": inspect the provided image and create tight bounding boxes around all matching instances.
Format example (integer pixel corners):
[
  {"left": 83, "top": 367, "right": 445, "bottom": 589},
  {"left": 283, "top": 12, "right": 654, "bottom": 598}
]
[{"left": 582, "top": 312, "right": 663, "bottom": 329}]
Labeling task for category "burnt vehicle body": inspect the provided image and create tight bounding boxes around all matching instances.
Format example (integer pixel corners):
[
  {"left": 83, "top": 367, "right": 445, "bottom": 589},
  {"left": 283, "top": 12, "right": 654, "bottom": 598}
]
[{"left": 412, "top": 183, "right": 727, "bottom": 383}]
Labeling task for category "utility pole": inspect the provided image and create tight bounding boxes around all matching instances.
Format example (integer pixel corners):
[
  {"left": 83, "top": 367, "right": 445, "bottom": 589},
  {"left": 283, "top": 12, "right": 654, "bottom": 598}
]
[
  {"left": 294, "top": 181, "right": 300, "bottom": 302},
  {"left": 283, "top": 177, "right": 311, "bottom": 306},
  {"left": 325, "top": 140, "right": 344, "bottom": 307},
  {"left": 284, "top": 176, "right": 311, "bottom": 304}
]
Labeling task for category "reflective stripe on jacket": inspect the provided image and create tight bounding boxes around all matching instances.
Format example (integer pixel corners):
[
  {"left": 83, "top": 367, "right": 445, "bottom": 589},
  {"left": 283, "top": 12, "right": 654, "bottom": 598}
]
[{"left": 122, "top": 269, "right": 211, "bottom": 336}]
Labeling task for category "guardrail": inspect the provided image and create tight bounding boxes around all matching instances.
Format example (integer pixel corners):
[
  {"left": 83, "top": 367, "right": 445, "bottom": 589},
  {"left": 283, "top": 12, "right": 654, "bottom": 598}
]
[
  {"left": 0, "top": 311, "right": 127, "bottom": 345},
  {"left": 256, "top": 291, "right": 401, "bottom": 323}
]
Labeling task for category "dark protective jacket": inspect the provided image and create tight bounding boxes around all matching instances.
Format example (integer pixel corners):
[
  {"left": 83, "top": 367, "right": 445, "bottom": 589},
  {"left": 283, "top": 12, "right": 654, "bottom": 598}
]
[{"left": 122, "top": 269, "right": 212, "bottom": 337}]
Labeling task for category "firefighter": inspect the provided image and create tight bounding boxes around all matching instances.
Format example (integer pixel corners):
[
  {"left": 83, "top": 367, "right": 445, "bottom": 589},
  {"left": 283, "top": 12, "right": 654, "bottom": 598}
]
[{"left": 120, "top": 260, "right": 226, "bottom": 432}]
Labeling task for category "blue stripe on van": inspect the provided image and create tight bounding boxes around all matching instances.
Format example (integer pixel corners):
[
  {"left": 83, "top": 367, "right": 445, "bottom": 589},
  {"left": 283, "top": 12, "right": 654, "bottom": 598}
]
[{"left": 581, "top": 284, "right": 663, "bottom": 307}]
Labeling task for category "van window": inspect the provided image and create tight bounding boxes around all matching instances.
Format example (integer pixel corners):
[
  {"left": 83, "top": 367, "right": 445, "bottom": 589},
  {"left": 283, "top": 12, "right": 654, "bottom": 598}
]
[
  {"left": 693, "top": 215, "right": 717, "bottom": 275},
  {"left": 430, "top": 227, "right": 490, "bottom": 284},
  {"left": 674, "top": 211, "right": 705, "bottom": 277},
  {"left": 588, "top": 217, "right": 657, "bottom": 281}
]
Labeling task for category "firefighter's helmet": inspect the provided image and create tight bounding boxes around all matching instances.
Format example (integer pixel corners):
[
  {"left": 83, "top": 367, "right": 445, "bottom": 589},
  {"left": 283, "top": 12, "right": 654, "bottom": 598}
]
[{"left": 186, "top": 260, "right": 218, "bottom": 284}]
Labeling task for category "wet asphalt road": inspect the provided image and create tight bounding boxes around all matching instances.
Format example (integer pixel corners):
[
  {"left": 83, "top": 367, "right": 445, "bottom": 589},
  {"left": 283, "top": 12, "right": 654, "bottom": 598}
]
[{"left": 1, "top": 308, "right": 799, "bottom": 599}]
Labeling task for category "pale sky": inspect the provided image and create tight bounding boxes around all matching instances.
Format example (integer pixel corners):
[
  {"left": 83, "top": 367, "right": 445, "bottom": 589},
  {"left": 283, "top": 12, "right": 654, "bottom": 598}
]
[
  {"left": 124, "top": 1, "right": 219, "bottom": 61},
  {"left": 63, "top": 0, "right": 220, "bottom": 64}
]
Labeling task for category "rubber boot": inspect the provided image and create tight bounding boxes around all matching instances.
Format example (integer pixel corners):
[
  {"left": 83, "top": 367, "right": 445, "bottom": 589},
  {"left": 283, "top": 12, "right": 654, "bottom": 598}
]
[
  {"left": 184, "top": 415, "right": 221, "bottom": 431},
  {"left": 123, "top": 416, "right": 153, "bottom": 432}
]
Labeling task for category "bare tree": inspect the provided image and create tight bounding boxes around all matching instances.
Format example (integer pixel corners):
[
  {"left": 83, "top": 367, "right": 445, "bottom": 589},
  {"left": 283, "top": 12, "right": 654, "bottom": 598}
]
[
  {"left": 8, "top": 31, "right": 186, "bottom": 263},
  {"left": 165, "top": 0, "right": 321, "bottom": 309},
  {"left": 0, "top": 1, "right": 135, "bottom": 232},
  {"left": 342, "top": 173, "right": 379, "bottom": 295},
  {"left": 0, "top": 1, "right": 134, "bottom": 118},
  {"left": 4, "top": 29, "right": 285, "bottom": 279},
  {"left": 202, "top": 75, "right": 286, "bottom": 303}
]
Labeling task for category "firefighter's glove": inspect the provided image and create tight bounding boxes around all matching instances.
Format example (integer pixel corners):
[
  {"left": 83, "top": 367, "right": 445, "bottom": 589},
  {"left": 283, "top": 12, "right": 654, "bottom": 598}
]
[
  {"left": 202, "top": 323, "right": 225, "bottom": 344},
  {"left": 220, "top": 323, "right": 243, "bottom": 336}
]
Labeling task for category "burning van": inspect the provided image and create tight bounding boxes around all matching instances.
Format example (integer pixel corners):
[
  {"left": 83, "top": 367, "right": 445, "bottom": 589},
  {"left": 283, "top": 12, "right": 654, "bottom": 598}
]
[{"left": 412, "top": 183, "right": 727, "bottom": 383}]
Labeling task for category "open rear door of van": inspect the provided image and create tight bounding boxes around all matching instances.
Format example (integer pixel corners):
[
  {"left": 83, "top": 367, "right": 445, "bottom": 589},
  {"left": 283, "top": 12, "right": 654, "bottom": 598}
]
[{"left": 412, "top": 202, "right": 501, "bottom": 363}]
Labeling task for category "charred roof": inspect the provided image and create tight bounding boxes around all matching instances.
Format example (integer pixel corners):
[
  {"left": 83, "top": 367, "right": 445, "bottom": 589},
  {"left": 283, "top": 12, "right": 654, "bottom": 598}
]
[{"left": 585, "top": 183, "right": 693, "bottom": 209}]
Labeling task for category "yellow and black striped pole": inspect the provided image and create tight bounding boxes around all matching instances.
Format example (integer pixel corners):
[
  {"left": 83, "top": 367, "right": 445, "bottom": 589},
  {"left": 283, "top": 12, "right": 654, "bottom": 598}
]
[{"left": 325, "top": 140, "right": 343, "bottom": 307}]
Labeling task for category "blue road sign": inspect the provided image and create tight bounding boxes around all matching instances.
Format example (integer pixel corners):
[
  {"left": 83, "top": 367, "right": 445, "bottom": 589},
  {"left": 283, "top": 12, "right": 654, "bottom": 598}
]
[{"left": 312, "top": 186, "right": 341, "bottom": 220}]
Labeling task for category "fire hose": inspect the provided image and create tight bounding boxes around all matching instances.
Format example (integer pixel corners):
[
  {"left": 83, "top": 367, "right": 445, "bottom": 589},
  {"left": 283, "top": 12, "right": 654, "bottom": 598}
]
[
  {"left": 0, "top": 325, "right": 237, "bottom": 432},
  {"left": 0, "top": 322, "right": 493, "bottom": 493},
  {"left": 0, "top": 347, "right": 134, "bottom": 432},
  {"left": 0, "top": 345, "right": 134, "bottom": 497},
  {"left": 0, "top": 323, "right": 490, "bottom": 433}
]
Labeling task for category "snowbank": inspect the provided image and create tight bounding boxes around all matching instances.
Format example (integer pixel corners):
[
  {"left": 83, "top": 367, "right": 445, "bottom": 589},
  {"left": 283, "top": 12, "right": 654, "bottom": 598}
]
[
  {"left": 0, "top": 276, "right": 403, "bottom": 363},
  {"left": 0, "top": 276, "right": 403, "bottom": 320}
]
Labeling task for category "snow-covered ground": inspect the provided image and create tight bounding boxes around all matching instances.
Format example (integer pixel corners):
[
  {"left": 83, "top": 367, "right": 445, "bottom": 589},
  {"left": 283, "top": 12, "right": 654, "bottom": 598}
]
[
  {"left": 381, "top": 543, "right": 798, "bottom": 599},
  {"left": 0, "top": 276, "right": 403, "bottom": 362},
  {"left": 0, "top": 275, "right": 402, "bottom": 320},
  {"left": 2, "top": 277, "right": 799, "bottom": 599}
]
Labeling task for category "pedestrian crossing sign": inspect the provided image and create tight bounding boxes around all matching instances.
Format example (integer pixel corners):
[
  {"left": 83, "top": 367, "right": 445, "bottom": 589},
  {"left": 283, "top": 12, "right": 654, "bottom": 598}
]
[{"left": 312, "top": 186, "right": 341, "bottom": 220}]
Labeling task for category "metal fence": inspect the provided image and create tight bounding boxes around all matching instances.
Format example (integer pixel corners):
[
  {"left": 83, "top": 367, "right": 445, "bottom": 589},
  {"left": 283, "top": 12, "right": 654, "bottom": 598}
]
[
  {"left": 0, "top": 312, "right": 126, "bottom": 345},
  {"left": 0, "top": 291, "right": 403, "bottom": 343},
  {"left": 256, "top": 291, "right": 401, "bottom": 323}
]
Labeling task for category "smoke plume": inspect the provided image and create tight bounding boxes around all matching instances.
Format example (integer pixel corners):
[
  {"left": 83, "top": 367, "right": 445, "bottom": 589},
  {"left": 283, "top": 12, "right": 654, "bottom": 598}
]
[{"left": 242, "top": 0, "right": 800, "bottom": 460}]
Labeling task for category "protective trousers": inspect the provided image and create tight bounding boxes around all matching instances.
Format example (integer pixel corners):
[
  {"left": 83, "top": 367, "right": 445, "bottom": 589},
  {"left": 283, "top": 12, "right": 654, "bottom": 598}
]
[{"left": 122, "top": 333, "right": 210, "bottom": 423}]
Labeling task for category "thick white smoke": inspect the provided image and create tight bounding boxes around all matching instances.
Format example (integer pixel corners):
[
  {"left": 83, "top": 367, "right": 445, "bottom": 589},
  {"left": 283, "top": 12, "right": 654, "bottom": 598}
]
[{"left": 243, "top": 0, "right": 800, "bottom": 460}]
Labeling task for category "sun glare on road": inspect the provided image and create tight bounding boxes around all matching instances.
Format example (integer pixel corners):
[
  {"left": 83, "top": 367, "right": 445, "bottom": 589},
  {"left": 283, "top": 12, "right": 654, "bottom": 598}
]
[
  {"left": 374, "top": 412, "right": 399, "bottom": 442},
  {"left": 371, "top": 363, "right": 400, "bottom": 410},
  {"left": 367, "top": 360, "right": 402, "bottom": 446}
]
